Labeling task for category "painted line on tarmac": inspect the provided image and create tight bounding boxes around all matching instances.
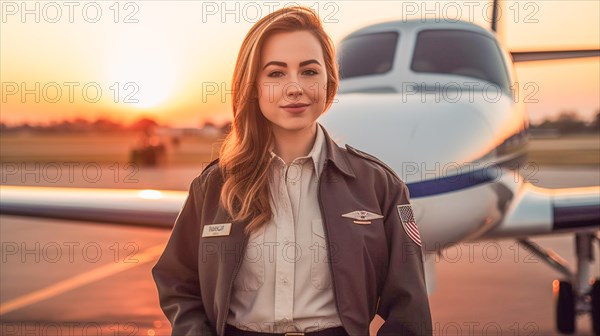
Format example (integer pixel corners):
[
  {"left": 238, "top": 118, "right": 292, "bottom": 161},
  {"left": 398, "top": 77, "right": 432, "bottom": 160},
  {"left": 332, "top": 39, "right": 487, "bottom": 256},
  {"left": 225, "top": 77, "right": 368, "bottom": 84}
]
[{"left": 0, "top": 243, "right": 165, "bottom": 315}]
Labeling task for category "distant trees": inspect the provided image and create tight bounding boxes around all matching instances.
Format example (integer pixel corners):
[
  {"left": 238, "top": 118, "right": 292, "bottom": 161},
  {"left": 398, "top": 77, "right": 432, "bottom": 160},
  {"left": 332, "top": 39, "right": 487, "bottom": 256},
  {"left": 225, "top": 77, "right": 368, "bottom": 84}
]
[
  {"left": 92, "top": 118, "right": 123, "bottom": 132},
  {"left": 0, "top": 117, "right": 163, "bottom": 134},
  {"left": 591, "top": 110, "right": 600, "bottom": 133},
  {"left": 0, "top": 116, "right": 239, "bottom": 135},
  {"left": 221, "top": 121, "right": 232, "bottom": 134},
  {"left": 1, "top": 117, "right": 127, "bottom": 134},
  {"left": 129, "top": 118, "right": 158, "bottom": 132},
  {"left": 202, "top": 120, "right": 232, "bottom": 135},
  {"left": 2, "top": 110, "right": 597, "bottom": 136},
  {"left": 531, "top": 110, "right": 600, "bottom": 134}
]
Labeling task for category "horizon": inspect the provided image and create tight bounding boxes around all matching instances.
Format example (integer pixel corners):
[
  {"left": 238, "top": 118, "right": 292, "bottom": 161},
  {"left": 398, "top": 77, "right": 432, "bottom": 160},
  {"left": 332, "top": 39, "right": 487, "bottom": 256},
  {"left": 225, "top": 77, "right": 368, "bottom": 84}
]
[
  {"left": 2, "top": 1, "right": 599, "bottom": 127},
  {"left": 2, "top": 109, "right": 598, "bottom": 130}
]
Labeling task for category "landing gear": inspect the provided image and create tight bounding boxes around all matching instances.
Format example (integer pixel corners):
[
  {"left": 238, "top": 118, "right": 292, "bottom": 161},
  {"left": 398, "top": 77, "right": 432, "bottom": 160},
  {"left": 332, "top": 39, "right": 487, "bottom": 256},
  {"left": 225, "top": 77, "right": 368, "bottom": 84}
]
[
  {"left": 592, "top": 279, "right": 600, "bottom": 335},
  {"left": 556, "top": 280, "right": 576, "bottom": 333},
  {"left": 518, "top": 232, "right": 600, "bottom": 335}
]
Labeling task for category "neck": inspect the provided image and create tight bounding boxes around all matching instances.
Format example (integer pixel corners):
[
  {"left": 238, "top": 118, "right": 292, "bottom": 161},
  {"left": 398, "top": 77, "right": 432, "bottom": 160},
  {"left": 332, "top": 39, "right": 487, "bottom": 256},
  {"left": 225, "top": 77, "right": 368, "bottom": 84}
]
[{"left": 271, "top": 123, "right": 317, "bottom": 165}]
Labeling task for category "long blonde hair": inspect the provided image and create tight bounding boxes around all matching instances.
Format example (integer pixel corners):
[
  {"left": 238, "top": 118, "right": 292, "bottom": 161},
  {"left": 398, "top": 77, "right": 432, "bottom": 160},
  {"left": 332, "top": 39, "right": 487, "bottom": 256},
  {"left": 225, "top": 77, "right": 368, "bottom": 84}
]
[{"left": 218, "top": 6, "right": 339, "bottom": 236}]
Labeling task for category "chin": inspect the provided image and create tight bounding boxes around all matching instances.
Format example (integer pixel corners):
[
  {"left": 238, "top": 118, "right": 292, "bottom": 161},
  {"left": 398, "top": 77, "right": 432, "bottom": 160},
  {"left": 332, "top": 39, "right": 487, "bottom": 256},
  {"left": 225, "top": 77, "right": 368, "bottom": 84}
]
[{"left": 271, "top": 119, "right": 315, "bottom": 132}]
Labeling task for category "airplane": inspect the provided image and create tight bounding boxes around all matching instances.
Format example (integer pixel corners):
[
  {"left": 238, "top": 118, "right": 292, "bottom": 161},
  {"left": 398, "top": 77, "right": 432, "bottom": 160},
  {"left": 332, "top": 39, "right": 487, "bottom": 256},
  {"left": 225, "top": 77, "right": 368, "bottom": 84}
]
[{"left": 1, "top": 0, "right": 599, "bottom": 334}]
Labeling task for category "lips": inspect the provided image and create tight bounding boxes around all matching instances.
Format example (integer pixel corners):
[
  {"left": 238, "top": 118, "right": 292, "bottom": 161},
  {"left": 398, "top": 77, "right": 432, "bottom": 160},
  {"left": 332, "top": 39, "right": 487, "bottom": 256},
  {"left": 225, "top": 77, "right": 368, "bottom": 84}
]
[
  {"left": 281, "top": 103, "right": 309, "bottom": 108},
  {"left": 280, "top": 102, "right": 310, "bottom": 114}
]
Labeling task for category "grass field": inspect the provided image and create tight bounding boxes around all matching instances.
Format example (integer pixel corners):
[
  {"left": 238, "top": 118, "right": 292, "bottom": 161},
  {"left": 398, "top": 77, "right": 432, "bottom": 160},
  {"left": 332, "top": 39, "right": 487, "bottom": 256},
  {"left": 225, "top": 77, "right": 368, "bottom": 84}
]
[
  {"left": 527, "top": 134, "right": 599, "bottom": 167},
  {"left": 1, "top": 133, "right": 598, "bottom": 167},
  {"left": 0, "top": 132, "right": 219, "bottom": 166}
]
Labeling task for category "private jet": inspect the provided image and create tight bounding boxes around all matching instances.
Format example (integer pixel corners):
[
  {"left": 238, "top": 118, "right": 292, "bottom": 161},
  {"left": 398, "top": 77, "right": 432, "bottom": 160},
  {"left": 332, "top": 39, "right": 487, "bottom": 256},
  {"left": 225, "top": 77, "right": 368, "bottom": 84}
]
[{"left": 2, "top": 0, "right": 599, "bottom": 334}]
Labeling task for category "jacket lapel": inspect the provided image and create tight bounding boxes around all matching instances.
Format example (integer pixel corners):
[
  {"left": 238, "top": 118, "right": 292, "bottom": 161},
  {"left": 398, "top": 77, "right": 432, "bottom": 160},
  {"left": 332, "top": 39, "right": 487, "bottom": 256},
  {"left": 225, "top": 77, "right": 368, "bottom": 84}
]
[{"left": 317, "top": 122, "right": 356, "bottom": 179}]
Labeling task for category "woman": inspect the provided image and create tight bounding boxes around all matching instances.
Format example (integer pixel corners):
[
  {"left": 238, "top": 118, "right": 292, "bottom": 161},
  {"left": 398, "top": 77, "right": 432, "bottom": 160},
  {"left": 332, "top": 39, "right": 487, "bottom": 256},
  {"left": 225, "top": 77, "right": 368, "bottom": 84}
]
[{"left": 152, "top": 6, "right": 432, "bottom": 336}]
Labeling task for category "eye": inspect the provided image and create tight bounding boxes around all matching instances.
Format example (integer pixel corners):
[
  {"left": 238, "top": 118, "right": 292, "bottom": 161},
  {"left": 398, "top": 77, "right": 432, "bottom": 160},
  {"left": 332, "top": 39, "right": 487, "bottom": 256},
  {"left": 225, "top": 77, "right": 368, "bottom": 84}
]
[
  {"left": 267, "top": 71, "right": 284, "bottom": 78},
  {"left": 304, "top": 69, "right": 319, "bottom": 76}
]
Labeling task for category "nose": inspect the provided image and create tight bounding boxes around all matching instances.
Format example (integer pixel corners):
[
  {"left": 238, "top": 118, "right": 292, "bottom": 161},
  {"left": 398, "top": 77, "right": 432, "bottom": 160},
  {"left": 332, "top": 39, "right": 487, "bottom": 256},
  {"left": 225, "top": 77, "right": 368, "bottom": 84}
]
[{"left": 285, "top": 83, "right": 303, "bottom": 99}]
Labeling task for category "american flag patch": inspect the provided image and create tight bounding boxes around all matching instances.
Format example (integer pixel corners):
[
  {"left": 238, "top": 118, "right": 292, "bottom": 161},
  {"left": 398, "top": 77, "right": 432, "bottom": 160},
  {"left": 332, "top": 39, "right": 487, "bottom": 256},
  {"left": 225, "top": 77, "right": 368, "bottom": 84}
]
[{"left": 397, "top": 205, "right": 421, "bottom": 247}]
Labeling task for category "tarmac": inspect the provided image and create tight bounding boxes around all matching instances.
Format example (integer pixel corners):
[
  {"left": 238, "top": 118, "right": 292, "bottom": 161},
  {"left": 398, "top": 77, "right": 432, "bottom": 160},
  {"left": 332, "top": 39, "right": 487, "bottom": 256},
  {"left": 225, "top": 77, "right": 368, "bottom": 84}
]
[{"left": 1, "top": 165, "right": 598, "bottom": 335}]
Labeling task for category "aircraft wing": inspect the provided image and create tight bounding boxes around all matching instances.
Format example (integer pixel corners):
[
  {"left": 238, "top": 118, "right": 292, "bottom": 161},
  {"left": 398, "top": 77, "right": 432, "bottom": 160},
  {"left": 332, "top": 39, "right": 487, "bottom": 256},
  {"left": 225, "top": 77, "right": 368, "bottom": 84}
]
[
  {"left": 510, "top": 49, "right": 600, "bottom": 62},
  {"left": 480, "top": 182, "right": 599, "bottom": 240},
  {"left": 3, "top": 182, "right": 597, "bottom": 238},
  {"left": 0, "top": 185, "right": 185, "bottom": 228}
]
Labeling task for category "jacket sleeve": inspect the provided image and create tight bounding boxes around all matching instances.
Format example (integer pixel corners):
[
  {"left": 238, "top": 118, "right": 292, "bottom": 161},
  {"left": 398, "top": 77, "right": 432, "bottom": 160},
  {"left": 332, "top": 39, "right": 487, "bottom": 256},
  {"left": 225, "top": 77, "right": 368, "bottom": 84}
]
[
  {"left": 151, "top": 176, "right": 216, "bottom": 336},
  {"left": 377, "top": 180, "right": 433, "bottom": 336}
]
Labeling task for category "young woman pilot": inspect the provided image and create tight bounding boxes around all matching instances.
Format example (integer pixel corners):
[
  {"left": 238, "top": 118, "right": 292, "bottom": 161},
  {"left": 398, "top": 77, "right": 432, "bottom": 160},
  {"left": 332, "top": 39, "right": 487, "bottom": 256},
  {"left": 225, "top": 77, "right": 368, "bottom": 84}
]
[{"left": 152, "top": 6, "right": 432, "bottom": 336}]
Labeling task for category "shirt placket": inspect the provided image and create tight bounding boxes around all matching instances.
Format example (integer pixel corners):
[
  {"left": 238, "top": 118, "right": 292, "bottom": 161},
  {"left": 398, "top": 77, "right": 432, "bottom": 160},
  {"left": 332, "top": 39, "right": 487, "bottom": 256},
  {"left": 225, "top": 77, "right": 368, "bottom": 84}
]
[{"left": 273, "top": 158, "right": 303, "bottom": 326}]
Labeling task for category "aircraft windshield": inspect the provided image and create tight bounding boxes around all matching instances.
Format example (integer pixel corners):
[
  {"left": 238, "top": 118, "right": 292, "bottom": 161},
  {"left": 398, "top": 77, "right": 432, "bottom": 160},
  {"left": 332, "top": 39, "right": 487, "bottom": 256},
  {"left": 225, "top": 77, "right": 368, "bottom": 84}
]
[
  {"left": 338, "top": 32, "right": 399, "bottom": 79},
  {"left": 411, "top": 29, "right": 510, "bottom": 93}
]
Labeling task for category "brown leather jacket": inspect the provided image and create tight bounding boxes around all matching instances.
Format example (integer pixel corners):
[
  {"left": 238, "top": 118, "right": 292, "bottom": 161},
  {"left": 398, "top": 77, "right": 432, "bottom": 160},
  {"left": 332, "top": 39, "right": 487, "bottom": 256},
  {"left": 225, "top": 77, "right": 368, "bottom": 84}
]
[{"left": 151, "top": 124, "right": 432, "bottom": 336}]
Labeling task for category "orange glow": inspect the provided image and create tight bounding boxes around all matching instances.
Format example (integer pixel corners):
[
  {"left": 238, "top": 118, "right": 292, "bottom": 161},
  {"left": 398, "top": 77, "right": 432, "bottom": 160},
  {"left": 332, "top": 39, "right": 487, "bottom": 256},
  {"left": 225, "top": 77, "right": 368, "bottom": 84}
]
[
  {"left": 138, "top": 190, "right": 164, "bottom": 200},
  {"left": 1, "top": 1, "right": 598, "bottom": 127}
]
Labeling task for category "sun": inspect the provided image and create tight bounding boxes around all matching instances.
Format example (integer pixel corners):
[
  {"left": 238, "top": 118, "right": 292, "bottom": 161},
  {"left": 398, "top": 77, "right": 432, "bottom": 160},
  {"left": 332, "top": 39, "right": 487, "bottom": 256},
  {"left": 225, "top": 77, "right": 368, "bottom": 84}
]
[{"left": 106, "top": 36, "right": 178, "bottom": 109}]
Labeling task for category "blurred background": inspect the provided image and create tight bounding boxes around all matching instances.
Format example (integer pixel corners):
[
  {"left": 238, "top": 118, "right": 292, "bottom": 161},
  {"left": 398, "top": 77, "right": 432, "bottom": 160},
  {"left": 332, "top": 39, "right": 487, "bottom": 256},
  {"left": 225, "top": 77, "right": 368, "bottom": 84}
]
[{"left": 1, "top": 1, "right": 598, "bottom": 335}]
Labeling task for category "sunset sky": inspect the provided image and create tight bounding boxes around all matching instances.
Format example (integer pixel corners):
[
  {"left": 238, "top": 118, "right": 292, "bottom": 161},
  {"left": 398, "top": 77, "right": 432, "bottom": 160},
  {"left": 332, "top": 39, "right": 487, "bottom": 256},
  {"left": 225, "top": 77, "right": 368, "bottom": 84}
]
[{"left": 1, "top": 0, "right": 599, "bottom": 127}]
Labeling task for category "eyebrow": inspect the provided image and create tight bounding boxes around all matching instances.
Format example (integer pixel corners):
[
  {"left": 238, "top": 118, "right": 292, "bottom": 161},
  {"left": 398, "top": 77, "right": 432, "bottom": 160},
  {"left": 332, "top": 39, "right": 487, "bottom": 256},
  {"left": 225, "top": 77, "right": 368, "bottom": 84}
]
[{"left": 263, "top": 59, "right": 321, "bottom": 70}]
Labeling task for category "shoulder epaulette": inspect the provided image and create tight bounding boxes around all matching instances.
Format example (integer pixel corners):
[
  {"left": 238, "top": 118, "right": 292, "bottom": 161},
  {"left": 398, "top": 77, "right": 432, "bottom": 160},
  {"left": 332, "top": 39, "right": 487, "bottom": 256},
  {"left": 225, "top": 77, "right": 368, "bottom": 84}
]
[
  {"left": 345, "top": 144, "right": 403, "bottom": 183},
  {"left": 199, "top": 157, "right": 220, "bottom": 179}
]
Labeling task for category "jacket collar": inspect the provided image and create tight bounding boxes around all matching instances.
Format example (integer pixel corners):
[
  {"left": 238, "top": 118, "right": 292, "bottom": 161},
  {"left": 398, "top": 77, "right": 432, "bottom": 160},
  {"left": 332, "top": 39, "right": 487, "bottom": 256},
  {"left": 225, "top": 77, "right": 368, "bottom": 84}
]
[
  {"left": 268, "top": 121, "right": 327, "bottom": 180},
  {"left": 317, "top": 122, "right": 356, "bottom": 179},
  {"left": 207, "top": 122, "right": 356, "bottom": 179}
]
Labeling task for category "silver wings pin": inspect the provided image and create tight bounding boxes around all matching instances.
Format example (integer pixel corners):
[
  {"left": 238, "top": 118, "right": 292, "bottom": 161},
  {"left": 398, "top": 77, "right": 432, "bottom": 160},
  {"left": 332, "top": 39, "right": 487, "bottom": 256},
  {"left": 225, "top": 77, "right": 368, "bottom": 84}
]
[{"left": 341, "top": 210, "right": 384, "bottom": 224}]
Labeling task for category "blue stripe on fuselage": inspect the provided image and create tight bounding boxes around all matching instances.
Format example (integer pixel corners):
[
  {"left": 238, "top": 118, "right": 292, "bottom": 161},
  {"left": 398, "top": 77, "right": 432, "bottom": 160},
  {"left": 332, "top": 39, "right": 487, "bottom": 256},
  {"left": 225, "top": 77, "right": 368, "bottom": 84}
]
[{"left": 407, "top": 152, "right": 527, "bottom": 198}]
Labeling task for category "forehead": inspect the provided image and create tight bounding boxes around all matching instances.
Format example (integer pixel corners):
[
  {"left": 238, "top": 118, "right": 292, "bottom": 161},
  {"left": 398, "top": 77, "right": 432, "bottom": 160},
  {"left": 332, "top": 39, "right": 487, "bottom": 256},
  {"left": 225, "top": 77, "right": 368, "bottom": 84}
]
[{"left": 260, "top": 31, "right": 324, "bottom": 65}]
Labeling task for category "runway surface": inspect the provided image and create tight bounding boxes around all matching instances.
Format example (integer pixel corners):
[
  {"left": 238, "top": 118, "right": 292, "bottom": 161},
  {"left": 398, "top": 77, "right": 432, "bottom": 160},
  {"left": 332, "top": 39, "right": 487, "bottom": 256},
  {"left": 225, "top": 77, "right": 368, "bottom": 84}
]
[{"left": 1, "top": 166, "right": 598, "bottom": 335}]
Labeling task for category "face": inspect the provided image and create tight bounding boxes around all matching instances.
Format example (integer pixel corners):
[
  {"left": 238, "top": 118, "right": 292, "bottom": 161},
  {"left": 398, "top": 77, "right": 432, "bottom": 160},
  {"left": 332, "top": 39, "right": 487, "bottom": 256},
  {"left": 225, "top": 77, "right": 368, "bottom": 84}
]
[{"left": 257, "top": 30, "right": 328, "bottom": 133}]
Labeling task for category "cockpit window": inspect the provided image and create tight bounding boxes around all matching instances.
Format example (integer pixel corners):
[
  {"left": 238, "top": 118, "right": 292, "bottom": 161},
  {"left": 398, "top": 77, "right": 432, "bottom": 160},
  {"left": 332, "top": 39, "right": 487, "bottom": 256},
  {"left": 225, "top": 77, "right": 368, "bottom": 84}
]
[
  {"left": 411, "top": 29, "right": 510, "bottom": 93},
  {"left": 337, "top": 32, "right": 399, "bottom": 79}
]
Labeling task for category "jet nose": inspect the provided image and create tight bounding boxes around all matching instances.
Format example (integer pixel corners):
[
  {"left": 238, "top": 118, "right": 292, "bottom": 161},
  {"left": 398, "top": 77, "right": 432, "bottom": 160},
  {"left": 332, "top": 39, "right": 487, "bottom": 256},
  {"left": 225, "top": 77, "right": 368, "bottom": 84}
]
[
  {"left": 404, "top": 103, "right": 495, "bottom": 183},
  {"left": 320, "top": 94, "right": 495, "bottom": 184}
]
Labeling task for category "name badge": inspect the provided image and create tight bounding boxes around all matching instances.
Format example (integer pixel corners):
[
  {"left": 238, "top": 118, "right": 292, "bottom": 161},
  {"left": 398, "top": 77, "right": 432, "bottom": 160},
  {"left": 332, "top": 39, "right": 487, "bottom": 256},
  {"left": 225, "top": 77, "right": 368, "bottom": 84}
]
[{"left": 202, "top": 223, "right": 232, "bottom": 237}]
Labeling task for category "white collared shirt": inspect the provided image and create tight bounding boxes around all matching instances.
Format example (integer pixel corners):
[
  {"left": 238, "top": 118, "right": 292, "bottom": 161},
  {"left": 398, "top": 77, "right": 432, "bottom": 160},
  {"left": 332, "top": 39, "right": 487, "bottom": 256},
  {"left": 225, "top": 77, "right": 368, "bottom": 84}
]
[{"left": 226, "top": 124, "right": 343, "bottom": 333}]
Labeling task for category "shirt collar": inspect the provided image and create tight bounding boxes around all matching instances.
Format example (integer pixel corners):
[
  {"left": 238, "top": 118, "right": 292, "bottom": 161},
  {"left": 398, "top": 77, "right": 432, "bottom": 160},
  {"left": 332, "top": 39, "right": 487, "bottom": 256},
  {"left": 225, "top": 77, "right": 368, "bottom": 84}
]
[{"left": 269, "top": 123, "right": 327, "bottom": 177}]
